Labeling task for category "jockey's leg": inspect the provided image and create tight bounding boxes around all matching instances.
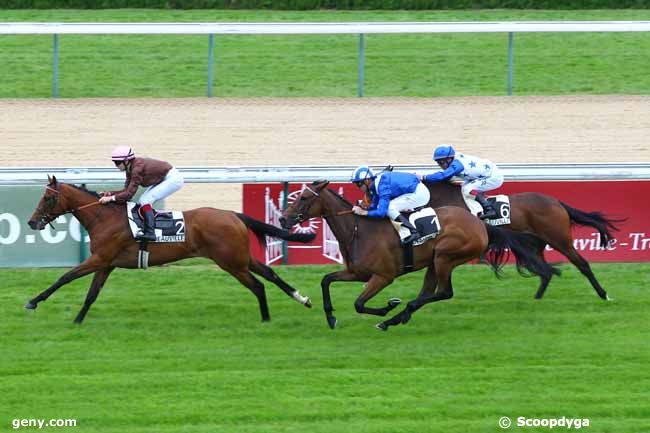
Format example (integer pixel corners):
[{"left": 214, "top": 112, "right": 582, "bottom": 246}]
[
  {"left": 137, "top": 168, "right": 184, "bottom": 241},
  {"left": 388, "top": 184, "right": 430, "bottom": 245}
]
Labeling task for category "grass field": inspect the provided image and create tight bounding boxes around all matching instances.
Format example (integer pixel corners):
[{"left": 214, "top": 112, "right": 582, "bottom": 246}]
[
  {"left": 2, "top": 9, "right": 650, "bottom": 97},
  {"left": 1, "top": 261, "right": 648, "bottom": 432}
]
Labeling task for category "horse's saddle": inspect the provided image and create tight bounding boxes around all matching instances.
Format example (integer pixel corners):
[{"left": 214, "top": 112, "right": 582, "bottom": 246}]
[
  {"left": 465, "top": 194, "right": 511, "bottom": 226},
  {"left": 393, "top": 207, "right": 442, "bottom": 246},
  {"left": 127, "top": 202, "right": 186, "bottom": 243}
]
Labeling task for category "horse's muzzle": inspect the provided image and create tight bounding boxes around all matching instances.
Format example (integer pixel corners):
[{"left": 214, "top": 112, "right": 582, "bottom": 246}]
[
  {"left": 279, "top": 216, "right": 291, "bottom": 230},
  {"left": 27, "top": 219, "right": 45, "bottom": 230}
]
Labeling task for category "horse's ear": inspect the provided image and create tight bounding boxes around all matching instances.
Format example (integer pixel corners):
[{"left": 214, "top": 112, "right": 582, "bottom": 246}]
[
  {"left": 312, "top": 179, "right": 329, "bottom": 189},
  {"left": 51, "top": 175, "right": 57, "bottom": 185}
]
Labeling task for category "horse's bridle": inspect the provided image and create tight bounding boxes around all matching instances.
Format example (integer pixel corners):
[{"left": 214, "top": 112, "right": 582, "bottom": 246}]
[
  {"left": 36, "top": 185, "right": 104, "bottom": 230},
  {"left": 290, "top": 185, "right": 321, "bottom": 224}
]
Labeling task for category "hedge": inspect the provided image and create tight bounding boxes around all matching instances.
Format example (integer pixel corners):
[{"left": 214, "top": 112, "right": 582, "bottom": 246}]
[{"left": 1, "top": 0, "right": 648, "bottom": 9}]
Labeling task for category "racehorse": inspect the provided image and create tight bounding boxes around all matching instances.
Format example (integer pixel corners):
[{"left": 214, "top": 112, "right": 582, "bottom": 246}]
[
  {"left": 280, "top": 180, "right": 559, "bottom": 331},
  {"left": 424, "top": 181, "right": 622, "bottom": 300},
  {"left": 26, "top": 176, "right": 315, "bottom": 324}
]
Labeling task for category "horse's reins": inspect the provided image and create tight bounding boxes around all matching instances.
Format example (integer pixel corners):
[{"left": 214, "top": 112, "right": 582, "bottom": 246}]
[{"left": 44, "top": 185, "right": 106, "bottom": 230}]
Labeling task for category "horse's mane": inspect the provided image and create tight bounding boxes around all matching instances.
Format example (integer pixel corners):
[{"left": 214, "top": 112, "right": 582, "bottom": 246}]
[
  {"left": 329, "top": 189, "right": 353, "bottom": 208},
  {"left": 68, "top": 183, "right": 101, "bottom": 198}
]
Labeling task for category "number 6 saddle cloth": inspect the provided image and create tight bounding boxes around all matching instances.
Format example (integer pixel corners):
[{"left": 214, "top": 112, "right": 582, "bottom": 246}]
[
  {"left": 126, "top": 202, "right": 186, "bottom": 243},
  {"left": 463, "top": 194, "right": 512, "bottom": 226}
]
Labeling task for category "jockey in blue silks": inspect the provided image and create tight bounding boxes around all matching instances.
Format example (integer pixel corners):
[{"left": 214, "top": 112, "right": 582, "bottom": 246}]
[
  {"left": 351, "top": 165, "right": 431, "bottom": 244},
  {"left": 420, "top": 145, "right": 504, "bottom": 219}
]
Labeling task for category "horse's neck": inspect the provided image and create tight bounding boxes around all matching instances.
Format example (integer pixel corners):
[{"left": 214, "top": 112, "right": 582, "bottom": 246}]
[
  {"left": 429, "top": 182, "right": 467, "bottom": 209},
  {"left": 321, "top": 191, "right": 357, "bottom": 247},
  {"left": 62, "top": 185, "right": 107, "bottom": 231}
]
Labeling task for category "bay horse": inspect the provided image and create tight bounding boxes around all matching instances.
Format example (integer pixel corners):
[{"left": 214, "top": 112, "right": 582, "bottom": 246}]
[
  {"left": 424, "top": 181, "right": 622, "bottom": 300},
  {"left": 280, "top": 180, "right": 559, "bottom": 331},
  {"left": 25, "top": 176, "right": 315, "bottom": 324}
]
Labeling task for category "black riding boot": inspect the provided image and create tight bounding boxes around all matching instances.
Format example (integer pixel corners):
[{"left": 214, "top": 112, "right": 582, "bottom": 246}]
[
  {"left": 475, "top": 192, "right": 498, "bottom": 220},
  {"left": 137, "top": 208, "right": 157, "bottom": 242},
  {"left": 395, "top": 214, "right": 419, "bottom": 245}
]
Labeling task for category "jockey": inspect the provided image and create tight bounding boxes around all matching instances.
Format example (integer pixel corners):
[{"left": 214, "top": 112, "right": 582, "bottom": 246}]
[
  {"left": 99, "top": 146, "right": 184, "bottom": 241},
  {"left": 421, "top": 145, "right": 503, "bottom": 220},
  {"left": 351, "top": 165, "right": 430, "bottom": 245}
]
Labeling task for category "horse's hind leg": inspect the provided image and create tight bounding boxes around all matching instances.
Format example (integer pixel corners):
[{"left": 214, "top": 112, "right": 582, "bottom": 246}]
[
  {"left": 534, "top": 243, "right": 553, "bottom": 299},
  {"left": 230, "top": 270, "right": 271, "bottom": 322},
  {"left": 557, "top": 245, "right": 609, "bottom": 300},
  {"left": 249, "top": 260, "right": 311, "bottom": 308}
]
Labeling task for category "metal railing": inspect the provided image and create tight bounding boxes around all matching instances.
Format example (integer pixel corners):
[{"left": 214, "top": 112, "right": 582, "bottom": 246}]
[
  {"left": 3, "top": 21, "right": 650, "bottom": 97},
  {"left": 1, "top": 163, "right": 649, "bottom": 186}
]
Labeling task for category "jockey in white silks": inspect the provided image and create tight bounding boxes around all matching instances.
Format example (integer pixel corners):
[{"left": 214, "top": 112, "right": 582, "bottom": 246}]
[{"left": 421, "top": 145, "right": 503, "bottom": 220}]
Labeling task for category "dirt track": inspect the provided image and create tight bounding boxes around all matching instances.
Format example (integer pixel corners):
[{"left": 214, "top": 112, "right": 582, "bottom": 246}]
[{"left": 2, "top": 96, "right": 649, "bottom": 211}]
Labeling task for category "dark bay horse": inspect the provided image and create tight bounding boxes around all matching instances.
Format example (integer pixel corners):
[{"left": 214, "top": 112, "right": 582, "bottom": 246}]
[
  {"left": 26, "top": 176, "right": 315, "bottom": 324},
  {"left": 280, "top": 181, "right": 559, "bottom": 331},
  {"left": 425, "top": 181, "right": 622, "bottom": 300}
]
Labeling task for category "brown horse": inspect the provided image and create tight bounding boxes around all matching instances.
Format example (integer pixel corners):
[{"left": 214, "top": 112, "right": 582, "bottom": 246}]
[
  {"left": 25, "top": 176, "right": 315, "bottom": 324},
  {"left": 280, "top": 181, "right": 559, "bottom": 331},
  {"left": 424, "top": 181, "right": 622, "bottom": 300}
]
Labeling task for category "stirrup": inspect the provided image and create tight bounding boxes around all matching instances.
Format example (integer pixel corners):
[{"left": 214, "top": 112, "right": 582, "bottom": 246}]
[
  {"left": 400, "top": 233, "right": 419, "bottom": 245},
  {"left": 479, "top": 209, "right": 498, "bottom": 220}
]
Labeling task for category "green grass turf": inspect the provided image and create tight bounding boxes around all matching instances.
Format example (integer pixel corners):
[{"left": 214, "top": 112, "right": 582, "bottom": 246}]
[
  {"left": 2, "top": 9, "right": 650, "bottom": 97},
  {"left": 1, "top": 261, "right": 648, "bottom": 432}
]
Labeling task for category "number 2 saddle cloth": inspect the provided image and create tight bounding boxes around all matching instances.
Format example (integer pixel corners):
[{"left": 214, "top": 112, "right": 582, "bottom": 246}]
[{"left": 126, "top": 202, "right": 186, "bottom": 243}]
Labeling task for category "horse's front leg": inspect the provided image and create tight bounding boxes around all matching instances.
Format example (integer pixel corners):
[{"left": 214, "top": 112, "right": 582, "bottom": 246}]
[
  {"left": 377, "top": 264, "right": 454, "bottom": 331},
  {"left": 25, "top": 254, "right": 108, "bottom": 310},
  {"left": 73, "top": 267, "right": 115, "bottom": 324},
  {"left": 353, "top": 274, "right": 399, "bottom": 317},
  {"left": 320, "top": 269, "right": 365, "bottom": 329}
]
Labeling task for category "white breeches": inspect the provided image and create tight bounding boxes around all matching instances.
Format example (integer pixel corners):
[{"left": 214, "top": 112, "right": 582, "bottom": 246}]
[
  {"left": 139, "top": 167, "right": 184, "bottom": 206},
  {"left": 461, "top": 167, "right": 504, "bottom": 196},
  {"left": 387, "top": 183, "right": 431, "bottom": 220}
]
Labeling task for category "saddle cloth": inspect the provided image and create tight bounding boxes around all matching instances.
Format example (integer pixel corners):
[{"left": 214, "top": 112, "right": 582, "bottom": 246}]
[
  {"left": 392, "top": 207, "right": 442, "bottom": 246},
  {"left": 464, "top": 194, "right": 512, "bottom": 226},
  {"left": 127, "top": 202, "right": 186, "bottom": 243}
]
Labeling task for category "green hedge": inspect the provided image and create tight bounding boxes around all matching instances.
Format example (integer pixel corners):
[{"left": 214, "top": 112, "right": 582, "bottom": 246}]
[{"left": 1, "top": 0, "right": 649, "bottom": 9}]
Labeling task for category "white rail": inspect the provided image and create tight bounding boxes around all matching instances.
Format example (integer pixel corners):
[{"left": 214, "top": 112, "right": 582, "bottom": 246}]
[
  {"left": 3, "top": 21, "right": 650, "bottom": 98},
  {"left": 3, "top": 21, "right": 650, "bottom": 35},
  {"left": 1, "top": 163, "right": 649, "bottom": 186}
]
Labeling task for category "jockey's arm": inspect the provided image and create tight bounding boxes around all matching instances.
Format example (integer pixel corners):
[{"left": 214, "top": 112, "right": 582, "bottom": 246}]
[
  {"left": 422, "top": 160, "right": 463, "bottom": 183},
  {"left": 112, "top": 171, "right": 143, "bottom": 203}
]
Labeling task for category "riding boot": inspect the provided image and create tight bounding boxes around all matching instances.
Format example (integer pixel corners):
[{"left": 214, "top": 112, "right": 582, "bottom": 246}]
[
  {"left": 475, "top": 192, "right": 498, "bottom": 220},
  {"left": 395, "top": 214, "right": 420, "bottom": 245},
  {"left": 137, "top": 208, "right": 157, "bottom": 242}
]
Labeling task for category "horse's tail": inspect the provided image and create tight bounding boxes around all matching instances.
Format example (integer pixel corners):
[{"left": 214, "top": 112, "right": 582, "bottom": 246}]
[
  {"left": 236, "top": 213, "right": 316, "bottom": 247},
  {"left": 560, "top": 202, "right": 625, "bottom": 248},
  {"left": 485, "top": 224, "right": 561, "bottom": 279}
]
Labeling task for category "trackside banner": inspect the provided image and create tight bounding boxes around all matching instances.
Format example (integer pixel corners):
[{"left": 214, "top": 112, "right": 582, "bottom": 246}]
[{"left": 242, "top": 180, "right": 650, "bottom": 265}]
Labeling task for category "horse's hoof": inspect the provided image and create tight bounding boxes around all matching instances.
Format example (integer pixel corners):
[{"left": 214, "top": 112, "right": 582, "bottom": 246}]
[
  {"left": 605, "top": 294, "right": 613, "bottom": 301},
  {"left": 326, "top": 315, "right": 337, "bottom": 330},
  {"left": 24, "top": 301, "right": 37, "bottom": 310},
  {"left": 388, "top": 298, "right": 401, "bottom": 307},
  {"left": 304, "top": 298, "right": 312, "bottom": 309},
  {"left": 375, "top": 322, "right": 388, "bottom": 331}
]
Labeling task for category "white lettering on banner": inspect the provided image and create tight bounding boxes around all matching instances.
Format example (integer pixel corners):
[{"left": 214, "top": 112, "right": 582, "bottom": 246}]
[
  {"left": 68, "top": 218, "right": 90, "bottom": 243},
  {"left": 0, "top": 213, "right": 21, "bottom": 245},
  {"left": 545, "top": 232, "right": 617, "bottom": 252},
  {"left": 39, "top": 215, "right": 67, "bottom": 244},
  {"left": 264, "top": 187, "right": 284, "bottom": 265},
  {"left": 629, "top": 232, "right": 650, "bottom": 251}
]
